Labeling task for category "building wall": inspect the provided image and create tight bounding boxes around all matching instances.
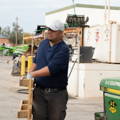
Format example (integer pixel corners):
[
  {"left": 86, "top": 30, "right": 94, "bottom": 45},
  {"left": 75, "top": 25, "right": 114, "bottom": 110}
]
[
  {"left": 45, "top": 7, "right": 120, "bottom": 26},
  {"left": 0, "top": 38, "right": 11, "bottom": 46}
]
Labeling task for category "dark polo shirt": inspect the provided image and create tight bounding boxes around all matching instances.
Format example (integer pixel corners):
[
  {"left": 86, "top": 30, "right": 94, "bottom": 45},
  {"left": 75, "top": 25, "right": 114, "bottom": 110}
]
[{"left": 34, "top": 39, "right": 69, "bottom": 88}]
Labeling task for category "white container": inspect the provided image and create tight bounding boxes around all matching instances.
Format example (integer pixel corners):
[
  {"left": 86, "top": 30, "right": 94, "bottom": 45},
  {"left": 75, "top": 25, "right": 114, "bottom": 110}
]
[
  {"left": 68, "top": 63, "right": 120, "bottom": 98},
  {"left": 111, "top": 24, "right": 120, "bottom": 63},
  {"left": 84, "top": 23, "right": 120, "bottom": 63}
]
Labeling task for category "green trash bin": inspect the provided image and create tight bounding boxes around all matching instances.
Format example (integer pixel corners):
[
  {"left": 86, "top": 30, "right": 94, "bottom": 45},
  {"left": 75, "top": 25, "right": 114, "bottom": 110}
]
[{"left": 100, "top": 78, "right": 120, "bottom": 120}]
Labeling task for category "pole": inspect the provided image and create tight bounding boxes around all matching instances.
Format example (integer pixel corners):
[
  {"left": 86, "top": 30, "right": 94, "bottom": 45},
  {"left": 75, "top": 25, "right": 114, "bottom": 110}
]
[
  {"left": 0, "top": 27, "right": 1, "bottom": 34},
  {"left": 72, "top": 0, "right": 76, "bottom": 14},
  {"left": 108, "top": 0, "right": 111, "bottom": 22},
  {"left": 77, "top": 32, "right": 80, "bottom": 97},
  {"left": 104, "top": 0, "right": 111, "bottom": 24},
  {"left": 22, "top": 32, "right": 24, "bottom": 44},
  {"left": 104, "top": 0, "right": 111, "bottom": 62},
  {"left": 104, "top": 0, "right": 107, "bottom": 24},
  {"left": 16, "top": 17, "right": 18, "bottom": 45},
  {"left": 31, "top": 36, "right": 34, "bottom": 56}
]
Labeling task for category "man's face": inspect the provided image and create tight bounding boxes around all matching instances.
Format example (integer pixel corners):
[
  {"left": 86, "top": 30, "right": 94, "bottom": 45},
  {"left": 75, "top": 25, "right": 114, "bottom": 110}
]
[{"left": 47, "top": 29, "right": 63, "bottom": 42}]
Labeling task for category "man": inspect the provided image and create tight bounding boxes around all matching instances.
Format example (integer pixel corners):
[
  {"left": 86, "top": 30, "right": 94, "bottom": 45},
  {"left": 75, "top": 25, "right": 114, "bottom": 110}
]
[{"left": 28, "top": 20, "right": 69, "bottom": 120}]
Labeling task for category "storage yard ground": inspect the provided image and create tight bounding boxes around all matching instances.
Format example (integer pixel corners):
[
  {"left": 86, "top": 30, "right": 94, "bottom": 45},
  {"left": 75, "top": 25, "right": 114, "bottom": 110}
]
[{"left": 0, "top": 56, "right": 103, "bottom": 120}]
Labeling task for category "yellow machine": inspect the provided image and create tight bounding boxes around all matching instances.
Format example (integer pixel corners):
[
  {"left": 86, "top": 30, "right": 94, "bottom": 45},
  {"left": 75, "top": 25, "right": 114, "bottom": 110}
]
[
  {"left": 20, "top": 55, "right": 26, "bottom": 76},
  {"left": 20, "top": 55, "right": 33, "bottom": 76}
]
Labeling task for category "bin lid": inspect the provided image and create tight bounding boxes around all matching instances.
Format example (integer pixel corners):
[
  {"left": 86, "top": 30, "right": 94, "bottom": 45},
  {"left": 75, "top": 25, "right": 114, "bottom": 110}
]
[{"left": 100, "top": 78, "right": 120, "bottom": 90}]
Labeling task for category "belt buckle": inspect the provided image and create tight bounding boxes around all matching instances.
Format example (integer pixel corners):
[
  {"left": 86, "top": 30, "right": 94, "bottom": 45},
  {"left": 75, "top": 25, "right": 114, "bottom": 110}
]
[
  {"left": 44, "top": 88, "right": 59, "bottom": 93},
  {"left": 44, "top": 88, "right": 51, "bottom": 93},
  {"left": 47, "top": 88, "right": 51, "bottom": 93}
]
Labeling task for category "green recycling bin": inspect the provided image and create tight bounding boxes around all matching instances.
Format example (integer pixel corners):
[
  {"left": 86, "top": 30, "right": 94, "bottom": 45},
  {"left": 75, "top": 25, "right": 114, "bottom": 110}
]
[{"left": 100, "top": 78, "right": 120, "bottom": 120}]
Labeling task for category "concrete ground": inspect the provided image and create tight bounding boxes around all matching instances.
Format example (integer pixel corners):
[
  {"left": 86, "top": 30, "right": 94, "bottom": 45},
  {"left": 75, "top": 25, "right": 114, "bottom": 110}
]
[{"left": 0, "top": 56, "right": 103, "bottom": 120}]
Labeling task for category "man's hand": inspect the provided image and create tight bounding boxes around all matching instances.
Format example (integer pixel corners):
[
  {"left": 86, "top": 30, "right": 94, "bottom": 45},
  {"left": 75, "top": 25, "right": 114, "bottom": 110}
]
[{"left": 26, "top": 73, "right": 33, "bottom": 79}]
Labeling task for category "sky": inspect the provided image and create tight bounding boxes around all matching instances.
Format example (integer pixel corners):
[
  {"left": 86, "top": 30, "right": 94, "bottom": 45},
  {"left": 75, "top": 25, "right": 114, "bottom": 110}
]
[{"left": 0, "top": 0, "right": 120, "bottom": 33}]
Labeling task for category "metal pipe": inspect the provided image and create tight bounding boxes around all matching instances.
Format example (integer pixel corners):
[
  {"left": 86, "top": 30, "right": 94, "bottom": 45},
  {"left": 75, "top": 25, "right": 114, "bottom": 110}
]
[{"left": 72, "top": 0, "right": 76, "bottom": 14}]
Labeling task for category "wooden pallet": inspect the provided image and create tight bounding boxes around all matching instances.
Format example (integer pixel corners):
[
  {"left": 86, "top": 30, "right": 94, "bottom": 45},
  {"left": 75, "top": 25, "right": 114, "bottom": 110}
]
[
  {"left": 64, "top": 27, "right": 82, "bottom": 33},
  {"left": 64, "top": 27, "right": 83, "bottom": 46},
  {"left": 18, "top": 78, "right": 33, "bottom": 120}
]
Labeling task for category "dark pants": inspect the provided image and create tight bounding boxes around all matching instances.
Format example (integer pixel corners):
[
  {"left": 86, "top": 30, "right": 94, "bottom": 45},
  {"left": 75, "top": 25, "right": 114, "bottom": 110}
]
[{"left": 32, "top": 87, "right": 68, "bottom": 120}]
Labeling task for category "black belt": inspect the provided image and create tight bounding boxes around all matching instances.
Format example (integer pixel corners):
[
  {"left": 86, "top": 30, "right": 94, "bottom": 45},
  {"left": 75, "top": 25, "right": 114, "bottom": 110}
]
[{"left": 36, "top": 86, "right": 66, "bottom": 93}]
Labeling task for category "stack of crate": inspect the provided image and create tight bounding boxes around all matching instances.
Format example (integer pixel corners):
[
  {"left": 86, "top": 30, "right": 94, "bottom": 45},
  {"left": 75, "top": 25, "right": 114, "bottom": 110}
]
[{"left": 17, "top": 55, "right": 33, "bottom": 120}]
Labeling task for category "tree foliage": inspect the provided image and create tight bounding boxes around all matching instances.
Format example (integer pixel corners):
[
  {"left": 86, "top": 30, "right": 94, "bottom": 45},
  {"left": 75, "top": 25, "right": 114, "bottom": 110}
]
[{"left": 0, "top": 22, "right": 23, "bottom": 44}]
